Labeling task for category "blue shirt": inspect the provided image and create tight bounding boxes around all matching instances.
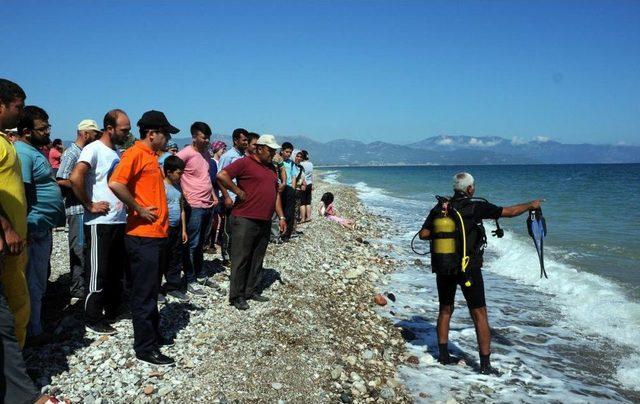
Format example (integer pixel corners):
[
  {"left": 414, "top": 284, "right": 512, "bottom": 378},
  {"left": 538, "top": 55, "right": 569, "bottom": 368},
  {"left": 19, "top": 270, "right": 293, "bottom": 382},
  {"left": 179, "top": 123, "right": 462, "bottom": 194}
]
[
  {"left": 282, "top": 159, "right": 296, "bottom": 187},
  {"left": 218, "top": 147, "right": 244, "bottom": 201},
  {"left": 15, "top": 141, "right": 65, "bottom": 232},
  {"left": 164, "top": 181, "right": 182, "bottom": 228},
  {"left": 158, "top": 151, "right": 171, "bottom": 167}
]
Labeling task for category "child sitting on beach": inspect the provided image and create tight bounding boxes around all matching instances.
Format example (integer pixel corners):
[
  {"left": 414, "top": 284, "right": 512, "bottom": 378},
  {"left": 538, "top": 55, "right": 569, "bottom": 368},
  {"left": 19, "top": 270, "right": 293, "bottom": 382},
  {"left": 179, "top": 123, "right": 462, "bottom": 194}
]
[{"left": 318, "top": 192, "right": 356, "bottom": 229}]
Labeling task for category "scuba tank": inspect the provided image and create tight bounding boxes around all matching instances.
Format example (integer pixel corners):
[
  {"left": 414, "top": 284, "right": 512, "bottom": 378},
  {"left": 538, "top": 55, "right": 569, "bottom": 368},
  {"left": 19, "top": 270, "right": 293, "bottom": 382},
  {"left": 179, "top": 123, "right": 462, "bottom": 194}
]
[
  {"left": 430, "top": 196, "right": 472, "bottom": 287},
  {"left": 430, "top": 203, "right": 459, "bottom": 275}
]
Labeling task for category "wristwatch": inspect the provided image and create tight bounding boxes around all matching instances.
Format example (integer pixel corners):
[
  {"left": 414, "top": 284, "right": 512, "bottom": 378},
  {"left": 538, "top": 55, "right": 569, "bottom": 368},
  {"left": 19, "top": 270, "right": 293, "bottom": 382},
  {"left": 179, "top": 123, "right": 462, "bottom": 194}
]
[{"left": 279, "top": 216, "right": 286, "bottom": 221}]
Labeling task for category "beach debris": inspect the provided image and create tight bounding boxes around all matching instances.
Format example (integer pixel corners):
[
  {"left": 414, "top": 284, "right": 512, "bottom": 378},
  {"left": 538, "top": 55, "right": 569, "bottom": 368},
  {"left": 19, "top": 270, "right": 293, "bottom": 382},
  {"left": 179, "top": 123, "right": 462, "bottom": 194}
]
[
  {"left": 400, "top": 328, "right": 417, "bottom": 342},
  {"left": 361, "top": 349, "right": 374, "bottom": 361},
  {"left": 345, "top": 266, "right": 365, "bottom": 279},
  {"left": 143, "top": 385, "right": 155, "bottom": 395},
  {"left": 374, "top": 294, "right": 388, "bottom": 306},
  {"left": 331, "top": 366, "right": 343, "bottom": 380},
  {"left": 340, "top": 392, "right": 353, "bottom": 403},
  {"left": 384, "top": 292, "right": 396, "bottom": 302},
  {"left": 407, "top": 355, "right": 420, "bottom": 365},
  {"left": 380, "top": 387, "right": 396, "bottom": 401}
]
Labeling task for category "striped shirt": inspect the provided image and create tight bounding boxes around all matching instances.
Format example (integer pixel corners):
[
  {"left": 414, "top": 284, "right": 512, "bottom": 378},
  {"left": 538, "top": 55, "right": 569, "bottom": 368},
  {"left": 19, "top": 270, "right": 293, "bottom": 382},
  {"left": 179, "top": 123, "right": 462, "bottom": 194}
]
[{"left": 57, "top": 143, "right": 83, "bottom": 216}]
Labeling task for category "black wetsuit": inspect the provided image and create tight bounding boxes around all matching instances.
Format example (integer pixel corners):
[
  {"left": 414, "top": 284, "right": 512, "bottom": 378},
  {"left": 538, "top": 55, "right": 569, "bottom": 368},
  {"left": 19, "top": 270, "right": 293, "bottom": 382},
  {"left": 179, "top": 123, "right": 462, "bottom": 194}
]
[{"left": 422, "top": 192, "right": 502, "bottom": 309}]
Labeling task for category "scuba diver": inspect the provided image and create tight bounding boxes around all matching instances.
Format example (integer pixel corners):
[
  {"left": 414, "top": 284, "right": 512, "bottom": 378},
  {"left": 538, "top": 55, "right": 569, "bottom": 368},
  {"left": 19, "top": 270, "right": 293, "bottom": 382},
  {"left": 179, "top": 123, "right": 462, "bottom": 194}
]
[{"left": 418, "top": 172, "right": 543, "bottom": 375}]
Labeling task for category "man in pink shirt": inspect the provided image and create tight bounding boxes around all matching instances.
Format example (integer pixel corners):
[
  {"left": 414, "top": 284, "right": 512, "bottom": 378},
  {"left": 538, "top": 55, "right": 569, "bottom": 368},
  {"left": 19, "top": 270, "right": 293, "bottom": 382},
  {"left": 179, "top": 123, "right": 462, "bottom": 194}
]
[
  {"left": 176, "top": 122, "right": 219, "bottom": 295},
  {"left": 48, "top": 138, "right": 62, "bottom": 177}
]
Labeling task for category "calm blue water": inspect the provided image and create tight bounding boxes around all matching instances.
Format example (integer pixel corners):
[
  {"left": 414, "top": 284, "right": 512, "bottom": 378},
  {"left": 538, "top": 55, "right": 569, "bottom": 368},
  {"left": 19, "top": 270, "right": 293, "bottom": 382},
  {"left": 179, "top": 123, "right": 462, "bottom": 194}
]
[{"left": 322, "top": 164, "right": 640, "bottom": 403}]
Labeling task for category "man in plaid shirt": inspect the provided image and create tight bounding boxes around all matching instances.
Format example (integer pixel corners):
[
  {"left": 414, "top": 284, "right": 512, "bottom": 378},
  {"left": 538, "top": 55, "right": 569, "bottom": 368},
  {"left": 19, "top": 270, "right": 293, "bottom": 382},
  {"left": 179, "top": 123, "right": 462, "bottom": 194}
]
[{"left": 55, "top": 119, "right": 100, "bottom": 303}]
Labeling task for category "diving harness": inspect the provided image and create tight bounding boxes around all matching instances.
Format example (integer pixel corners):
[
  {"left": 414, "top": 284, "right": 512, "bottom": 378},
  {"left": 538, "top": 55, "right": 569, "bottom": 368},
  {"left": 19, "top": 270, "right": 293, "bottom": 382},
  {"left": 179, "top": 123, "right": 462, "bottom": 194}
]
[{"left": 411, "top": 195, "right": 504, "bottom": 287}]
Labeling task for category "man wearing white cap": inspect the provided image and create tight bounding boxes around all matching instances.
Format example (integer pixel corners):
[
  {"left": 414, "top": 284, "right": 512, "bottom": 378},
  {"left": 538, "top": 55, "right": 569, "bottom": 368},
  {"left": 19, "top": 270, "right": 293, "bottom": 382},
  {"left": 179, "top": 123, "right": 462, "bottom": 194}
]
[
  {"left": 217, "top": 134, "right": 287, "bottom": 310},
  {"left": 56, "top": 119, "right": 101, "bottom": 303}
]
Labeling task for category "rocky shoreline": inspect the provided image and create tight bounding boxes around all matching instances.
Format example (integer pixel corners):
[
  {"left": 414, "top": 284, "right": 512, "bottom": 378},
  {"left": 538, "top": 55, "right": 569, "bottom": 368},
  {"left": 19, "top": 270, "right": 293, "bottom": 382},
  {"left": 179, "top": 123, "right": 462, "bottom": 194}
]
[{"left": 25, "top": 179, "right": 414, "bottom": 403}]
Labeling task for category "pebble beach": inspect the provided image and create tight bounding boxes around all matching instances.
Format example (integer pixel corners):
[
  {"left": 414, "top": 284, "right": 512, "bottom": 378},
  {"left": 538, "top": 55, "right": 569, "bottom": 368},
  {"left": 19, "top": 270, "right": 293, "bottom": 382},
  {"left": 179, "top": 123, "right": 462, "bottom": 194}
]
[{"left": 24, "top": 178, "right": 415, "bottom": 403}]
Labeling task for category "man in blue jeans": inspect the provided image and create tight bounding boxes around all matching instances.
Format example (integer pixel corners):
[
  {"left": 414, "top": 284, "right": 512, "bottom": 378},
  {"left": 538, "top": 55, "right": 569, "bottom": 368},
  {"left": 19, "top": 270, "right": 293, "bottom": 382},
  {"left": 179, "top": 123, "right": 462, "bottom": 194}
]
[
  {"left": 56, "top": 119, "right": 100, "bottom": 303},
  {"left": 15, "top": 106, "right": 65, "bottom": 345},
  {"left": 176, "top": 122, "right": 219, "bottom": 295}
]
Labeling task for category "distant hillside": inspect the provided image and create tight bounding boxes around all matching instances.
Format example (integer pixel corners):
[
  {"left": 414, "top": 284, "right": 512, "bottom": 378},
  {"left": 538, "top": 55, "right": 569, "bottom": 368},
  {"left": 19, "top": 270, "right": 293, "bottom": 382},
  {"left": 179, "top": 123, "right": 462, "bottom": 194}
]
[
  {"left": 275, "top": 135, "right": 639, "bottom": 165},
  {"left": 70, "top": 134, "right": 638, "bottom": 165}
]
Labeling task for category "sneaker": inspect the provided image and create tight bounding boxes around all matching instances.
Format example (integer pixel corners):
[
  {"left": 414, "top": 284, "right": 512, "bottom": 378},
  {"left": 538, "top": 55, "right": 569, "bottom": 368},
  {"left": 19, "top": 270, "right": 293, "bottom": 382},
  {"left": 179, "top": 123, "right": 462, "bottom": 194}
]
[
  {"left": 231, "top": 297, "right": 250, "bottom": 311},
  {"left": 249, "top": 294, "right": 269, "bottom": 302},
  {"left": 187, "top": 284, "right": 206, "bottom": 296},
  {"left": 167, "top": 290, "right": 190, "bottom": 303},
  {"left": 86, "top": 322, "right": 117, "bottom": 335},
  {"left": 199, "top": 277, "right": 221, "bottom": 290},
  {"left": 158, "top": 294, "right": 167, "bottom": 305},
  {"left": 136, "top": 349, "right": 175, "bottom": 366},
  {"left": 157, "top": 335, "right": 175, "bottom": 347}
]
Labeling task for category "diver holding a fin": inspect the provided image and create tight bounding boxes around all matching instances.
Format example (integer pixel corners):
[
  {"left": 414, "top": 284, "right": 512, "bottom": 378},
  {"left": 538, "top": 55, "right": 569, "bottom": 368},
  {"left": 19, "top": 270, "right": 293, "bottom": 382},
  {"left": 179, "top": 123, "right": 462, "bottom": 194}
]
[{"left": 418, "top": 172, "right": 544, "bottom": 375}]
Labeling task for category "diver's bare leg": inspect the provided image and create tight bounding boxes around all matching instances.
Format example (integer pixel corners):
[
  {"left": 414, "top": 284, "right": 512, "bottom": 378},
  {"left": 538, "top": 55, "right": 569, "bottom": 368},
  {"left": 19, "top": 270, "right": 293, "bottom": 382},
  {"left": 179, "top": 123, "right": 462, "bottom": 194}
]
[
  {"left": 469, "top": 306, "right": 491, "bottom": 355},
  {"left": 437, "top": 304, "right": 454, "bottom": 344}
]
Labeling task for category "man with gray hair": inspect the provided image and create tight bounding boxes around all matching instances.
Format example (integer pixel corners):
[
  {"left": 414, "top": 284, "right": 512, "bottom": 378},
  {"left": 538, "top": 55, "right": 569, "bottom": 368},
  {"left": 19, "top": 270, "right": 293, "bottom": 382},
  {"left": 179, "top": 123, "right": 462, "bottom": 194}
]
[
  {"left": 419, "top": 171, "right": 543, "bottom": 375},
  {"left": 56, "top": 119, "right": 101, "bottom": 303}
]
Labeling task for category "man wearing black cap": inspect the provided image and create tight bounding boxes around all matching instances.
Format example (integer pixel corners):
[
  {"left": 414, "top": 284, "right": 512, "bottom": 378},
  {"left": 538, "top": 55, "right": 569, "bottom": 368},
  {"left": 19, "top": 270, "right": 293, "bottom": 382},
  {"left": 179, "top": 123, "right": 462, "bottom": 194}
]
[{"left": 109, "top": 110, "right": 179, "bottom": 366}]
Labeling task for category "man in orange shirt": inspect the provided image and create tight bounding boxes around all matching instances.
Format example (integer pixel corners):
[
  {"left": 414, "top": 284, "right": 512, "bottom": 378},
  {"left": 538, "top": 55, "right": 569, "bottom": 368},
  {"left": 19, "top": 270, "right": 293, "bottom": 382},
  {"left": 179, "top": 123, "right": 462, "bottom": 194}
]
[{"left": 109, "top": 110, "right": 179, "bottom": 366}]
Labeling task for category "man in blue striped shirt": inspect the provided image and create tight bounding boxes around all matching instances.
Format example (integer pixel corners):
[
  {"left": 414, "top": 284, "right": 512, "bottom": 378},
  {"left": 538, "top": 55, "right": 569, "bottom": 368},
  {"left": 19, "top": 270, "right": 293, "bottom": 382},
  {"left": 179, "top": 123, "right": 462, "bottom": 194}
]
[
  {"left": 56, "top": 119, "right": 100, "bottom": 303},
  {"left": 217, "top": 128, "right": 248, "bottom": 265}
]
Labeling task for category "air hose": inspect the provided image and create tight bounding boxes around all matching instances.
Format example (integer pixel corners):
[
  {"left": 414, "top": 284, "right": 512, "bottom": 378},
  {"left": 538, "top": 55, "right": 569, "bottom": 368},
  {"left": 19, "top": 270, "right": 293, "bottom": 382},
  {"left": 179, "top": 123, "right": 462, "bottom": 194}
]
[{"left": 453, "top": 209, "right": 471, "bottom": 287}]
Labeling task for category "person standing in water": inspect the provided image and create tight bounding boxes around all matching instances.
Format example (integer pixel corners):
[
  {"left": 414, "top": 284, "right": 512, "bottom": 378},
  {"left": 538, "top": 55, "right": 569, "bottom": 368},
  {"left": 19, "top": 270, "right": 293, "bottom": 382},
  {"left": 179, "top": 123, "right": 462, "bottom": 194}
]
[{"left": 419, "top": 172, "right": 543, "bottom": 375}]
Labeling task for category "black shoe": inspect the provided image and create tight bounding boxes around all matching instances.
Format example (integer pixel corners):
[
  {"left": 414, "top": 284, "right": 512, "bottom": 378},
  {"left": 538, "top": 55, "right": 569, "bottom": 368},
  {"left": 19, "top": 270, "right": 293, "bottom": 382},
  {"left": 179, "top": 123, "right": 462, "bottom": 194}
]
[
  {"left": 86, "top": 322, "right": 117, "bottom": 335},
  {"left": 438, "top": 355, "right": 460, "bottom": 365},
  {"left": 249, "top": 294, "right": 269, "bottom": 302},
  {"left": 199, "top": 277, "right": 221, "bottom": 290},
  {"left": 105, "top": 309, "right": 132, "bottom": 324},
  {"left": 167, "top": 290, "right": 190, "bottom": 303},
  {"left": 232, "top": 297, "right": 250, "bottom": 311},
  {"left": 479, "top": 365, "right": 502, "bottom": 376},
  {"left": 187, "top": 284, "right": 206, "bottom": 296},
  {"left": 157, "top": 335, "right": 175, "bottom": 347},
  {"left": 136, "top": 349, "right": 175, "bottom": 366},
  {"left": 25, "top": 332, "right": 53, "bottom": 347}
]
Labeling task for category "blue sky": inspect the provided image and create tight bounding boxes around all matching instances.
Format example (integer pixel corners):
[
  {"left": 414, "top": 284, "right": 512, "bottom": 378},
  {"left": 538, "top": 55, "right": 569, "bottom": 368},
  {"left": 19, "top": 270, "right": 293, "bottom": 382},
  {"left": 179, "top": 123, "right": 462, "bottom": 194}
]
[{"left": 1, "top": 0, "right": 638, "bottom": 145}]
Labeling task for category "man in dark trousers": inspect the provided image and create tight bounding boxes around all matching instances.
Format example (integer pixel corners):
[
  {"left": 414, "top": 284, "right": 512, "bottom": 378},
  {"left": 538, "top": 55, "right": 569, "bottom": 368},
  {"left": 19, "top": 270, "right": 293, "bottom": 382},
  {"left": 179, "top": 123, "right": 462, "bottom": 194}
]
[
  {"left": 109, "top": 110, "right": 179, "bottom": 366},
  {"left": 217, "top": 134, "right": 286, "bottom": 311},
  {"left": 70, "top": 109, "right": 130, "bottom": 335},
  {"left": 419, "top": 172, "right": 543, "bottom": 375}
]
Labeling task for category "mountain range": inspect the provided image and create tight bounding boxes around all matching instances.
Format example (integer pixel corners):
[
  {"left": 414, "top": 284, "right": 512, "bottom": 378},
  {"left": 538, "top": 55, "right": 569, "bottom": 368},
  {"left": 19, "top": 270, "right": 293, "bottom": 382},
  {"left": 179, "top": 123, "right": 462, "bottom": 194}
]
[{"left": 170, "top": 135, "right": 638, "bottom": 166}]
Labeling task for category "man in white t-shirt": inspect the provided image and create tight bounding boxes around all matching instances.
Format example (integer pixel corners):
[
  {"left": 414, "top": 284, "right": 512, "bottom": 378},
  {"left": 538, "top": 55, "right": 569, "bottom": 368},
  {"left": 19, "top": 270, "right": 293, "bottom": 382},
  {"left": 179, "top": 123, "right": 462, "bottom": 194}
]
[{"left": 70, "top": 109, "right": 130, "bottom": 335}]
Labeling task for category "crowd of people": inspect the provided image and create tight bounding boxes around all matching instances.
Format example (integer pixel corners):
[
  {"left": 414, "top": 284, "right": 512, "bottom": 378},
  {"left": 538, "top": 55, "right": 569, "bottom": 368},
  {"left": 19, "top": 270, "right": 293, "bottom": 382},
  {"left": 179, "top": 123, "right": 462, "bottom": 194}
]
[{"left": 0, "top": 78, "right": 319, "bottom": 403}]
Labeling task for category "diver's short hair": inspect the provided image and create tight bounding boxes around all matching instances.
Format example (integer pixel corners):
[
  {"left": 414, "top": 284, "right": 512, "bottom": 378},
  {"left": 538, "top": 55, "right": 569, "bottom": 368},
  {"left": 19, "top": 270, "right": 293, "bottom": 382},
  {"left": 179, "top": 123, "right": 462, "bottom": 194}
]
[{"left": 453, "top": 172, "right": 474, "bottom": 192}]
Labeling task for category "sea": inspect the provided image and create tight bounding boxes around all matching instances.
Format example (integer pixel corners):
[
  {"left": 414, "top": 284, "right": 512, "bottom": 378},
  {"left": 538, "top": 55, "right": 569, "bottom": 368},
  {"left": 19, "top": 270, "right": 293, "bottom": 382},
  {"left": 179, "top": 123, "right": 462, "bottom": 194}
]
[{"left": 321, "top": 164, "right": 640, "bottom": 403}]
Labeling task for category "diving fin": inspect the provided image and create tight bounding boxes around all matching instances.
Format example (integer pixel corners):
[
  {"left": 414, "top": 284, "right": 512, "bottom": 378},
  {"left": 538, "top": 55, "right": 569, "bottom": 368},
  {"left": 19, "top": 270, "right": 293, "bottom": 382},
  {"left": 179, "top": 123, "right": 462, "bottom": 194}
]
[{"left": 526, "top": 208, "right": 548, "bottom": 279}]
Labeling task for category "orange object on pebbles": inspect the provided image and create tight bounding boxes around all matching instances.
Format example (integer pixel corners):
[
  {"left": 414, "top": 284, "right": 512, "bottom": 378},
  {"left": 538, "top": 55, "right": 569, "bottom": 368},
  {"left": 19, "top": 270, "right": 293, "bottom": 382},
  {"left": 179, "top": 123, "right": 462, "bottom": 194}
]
[{"left": 374, "top": 294, "right": 387, "bottom": 306}]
